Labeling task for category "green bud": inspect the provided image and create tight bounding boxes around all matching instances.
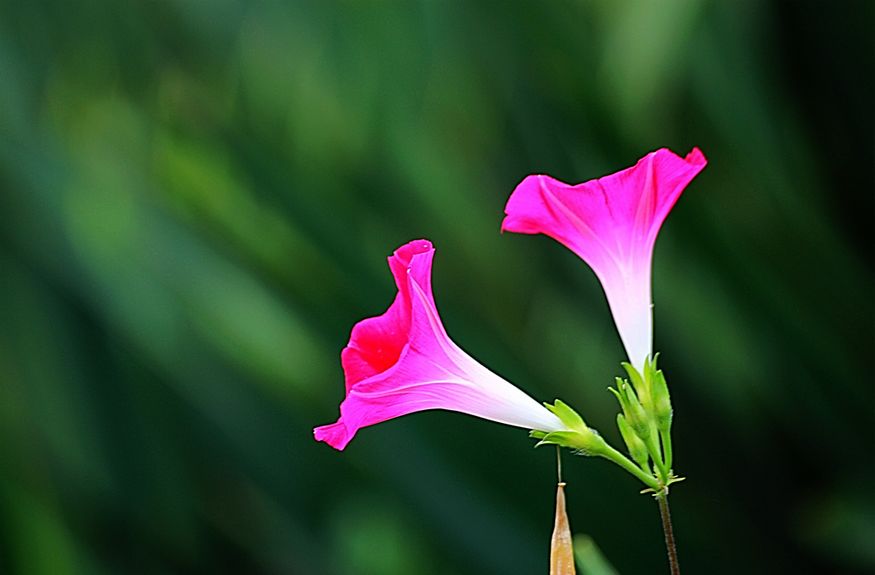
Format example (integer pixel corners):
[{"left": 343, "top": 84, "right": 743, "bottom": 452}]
[
  {"left": 621, "top": 382, "right": 650, "bottom": 440},
  {"left": 651, "top": 368, "right": 673, "bottom": 433},
  {"left": 617, "top": 414, "right": 649, "bottom": 470},
  {"left": 609, "top": 378, "right": 651, "bottom": 440}
]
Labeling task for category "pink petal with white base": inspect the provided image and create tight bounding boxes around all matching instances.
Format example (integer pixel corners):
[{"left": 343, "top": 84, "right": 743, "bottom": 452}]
[
  {"left": 314, "top": 239, "right": 564, "bottom": 450},
  {"left": 502, "top": 148, "right": 707, "bottom": 369}
]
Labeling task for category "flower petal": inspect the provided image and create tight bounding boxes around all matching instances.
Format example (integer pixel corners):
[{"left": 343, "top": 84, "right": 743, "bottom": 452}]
[
  {"left": 502, "top": 148, "right": 706, "bottom": 369},
  {"left": 316, "top": 240, "right": 563, "bottom": 450},
  {"left": 340, "top": 240, "right": 433, "bottom": 389}
]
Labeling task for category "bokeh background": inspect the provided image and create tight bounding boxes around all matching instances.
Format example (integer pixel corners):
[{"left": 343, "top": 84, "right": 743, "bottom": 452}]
[{"left": 0, "top": 1, "right": 872, "bottom": 574}]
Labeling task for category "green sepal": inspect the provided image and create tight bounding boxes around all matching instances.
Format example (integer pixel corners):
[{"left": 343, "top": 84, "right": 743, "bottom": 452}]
[
  {"left": 621, "top": 361, "right": 648, "bottom": 398},
  {"left": 607, "top": 380, "right": 627, "bottom": 413},
  {"left": 621, "top": 382, "right": 650, "bottom": 440},
  {"left": 531, "top": 402, "right": 608, "bottom": 456},
  {"left": 535, "top": 428, "right": 607, "bottom": 456},
  {"left": 543, "top": 399, "right": 587, "bottom": 432},
  {"left": 533, "top": 431, "right": 582, "bottom": 448},
  {"left": 649, "top": 352, "right": 661, "bottom": 372},
  {"left": 628, "top": 360, "right": 659, "bottom": 412},
  {"left": 650, "top": 367, "right": 672, "bottom": 432},
  {"left": 642, "top": 354, "right": 672, "bottom": 434}
]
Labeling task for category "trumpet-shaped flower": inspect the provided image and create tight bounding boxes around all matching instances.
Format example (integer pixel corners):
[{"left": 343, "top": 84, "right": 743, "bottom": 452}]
[
  {"left": 314, "top": 239, "right": 564, "bottom": 450},
  {"left": 502, "top": 148, "right": 707, "bottom": 370}
]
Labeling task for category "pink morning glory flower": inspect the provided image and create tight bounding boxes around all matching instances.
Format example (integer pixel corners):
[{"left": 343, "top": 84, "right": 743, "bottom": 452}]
[
  {"left": 314, "top": 239, "right": 564, "bottom": 450},
  {"left": 502, "top": 148, "right": 707, "bottom": 370}
]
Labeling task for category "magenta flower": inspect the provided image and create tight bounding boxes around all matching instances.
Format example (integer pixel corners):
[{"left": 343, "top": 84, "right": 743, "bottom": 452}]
[
  {"left": 502, "top": 148, "right": 707, "bottom": 370},
  {"left": 314, "top": 239, "right": 564, "bottom": 450}
]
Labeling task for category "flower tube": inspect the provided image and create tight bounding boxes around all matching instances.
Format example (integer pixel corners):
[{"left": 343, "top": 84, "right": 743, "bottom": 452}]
[
  {"left": 314, "top": 239, "right": 564, "bottom": 450},
  {"left": 502, "top": 148, "right": 707, "bottom": 370}
]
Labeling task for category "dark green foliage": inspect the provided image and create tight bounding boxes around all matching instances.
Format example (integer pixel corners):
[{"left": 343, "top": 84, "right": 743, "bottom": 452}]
[{"left": 0, "top": 1, "right": 871, "bottom": 574}]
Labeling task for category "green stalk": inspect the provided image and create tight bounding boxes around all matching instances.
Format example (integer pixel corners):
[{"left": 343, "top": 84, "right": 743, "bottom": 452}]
[
  {"left": 600, "top": 444, "right": 660, "bottom": 491},
  {"left": 661, "top": 429, "right": 673, "bottom": 472},
  {"left": 643, "top": 429, "right": 669, "bottom": 482}
]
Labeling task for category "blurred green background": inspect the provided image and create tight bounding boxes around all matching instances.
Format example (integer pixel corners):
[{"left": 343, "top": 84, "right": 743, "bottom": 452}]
[{"left": 0, "top": 1, "right": 872, "bottom": 573}]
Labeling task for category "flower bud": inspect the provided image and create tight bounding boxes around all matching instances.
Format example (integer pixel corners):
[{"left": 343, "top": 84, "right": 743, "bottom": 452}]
[
  {"left": 616, "top": 414, "right": 650, "bottom": 470},
  {"left": 621, "top": 382, "right": 650, "bottom": 440},
  {"left": 650, "top": 368, "right": 673, "bottom": 433}
]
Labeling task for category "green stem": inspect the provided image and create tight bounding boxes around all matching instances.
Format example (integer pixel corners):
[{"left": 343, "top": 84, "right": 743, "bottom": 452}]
[
  {"left": 661, "top": 429, "right": 673, "bottom": 472},
  {"left": 601, "top": 444, "right": 660, "bottom": 491},
  {"left": 656, "top": 492, "right": 680, "bottom": 575},
  {"left": 644, "top": 433, "right": 669, "bottom": 482}
]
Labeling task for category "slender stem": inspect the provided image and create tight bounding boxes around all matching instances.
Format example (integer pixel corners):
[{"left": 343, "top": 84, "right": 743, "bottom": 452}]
[
  {"left": 656, "top": 492, "right": 680, "bottom": 575},
  {"left": 661, "top": 429, "right": 673, "bottom": 472},
  {"left": 601, "top": 445, "right": 660, "bottom": 491},
  {"left": 644, "top": 433, "right": 668, "bottom": 482},
  {"left": 556, "top": 446, "right": 563, "bottom": 483}
]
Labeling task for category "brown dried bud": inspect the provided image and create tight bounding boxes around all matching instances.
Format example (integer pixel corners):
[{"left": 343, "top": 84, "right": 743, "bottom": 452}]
[{"left": 550, "top": 483, "right": 576, "bottom": 575}]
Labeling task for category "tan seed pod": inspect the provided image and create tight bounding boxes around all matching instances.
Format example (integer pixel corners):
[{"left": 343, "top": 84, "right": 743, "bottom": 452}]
[{"left": 550, "top": 482, "right": 576, "bottom": 575}]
